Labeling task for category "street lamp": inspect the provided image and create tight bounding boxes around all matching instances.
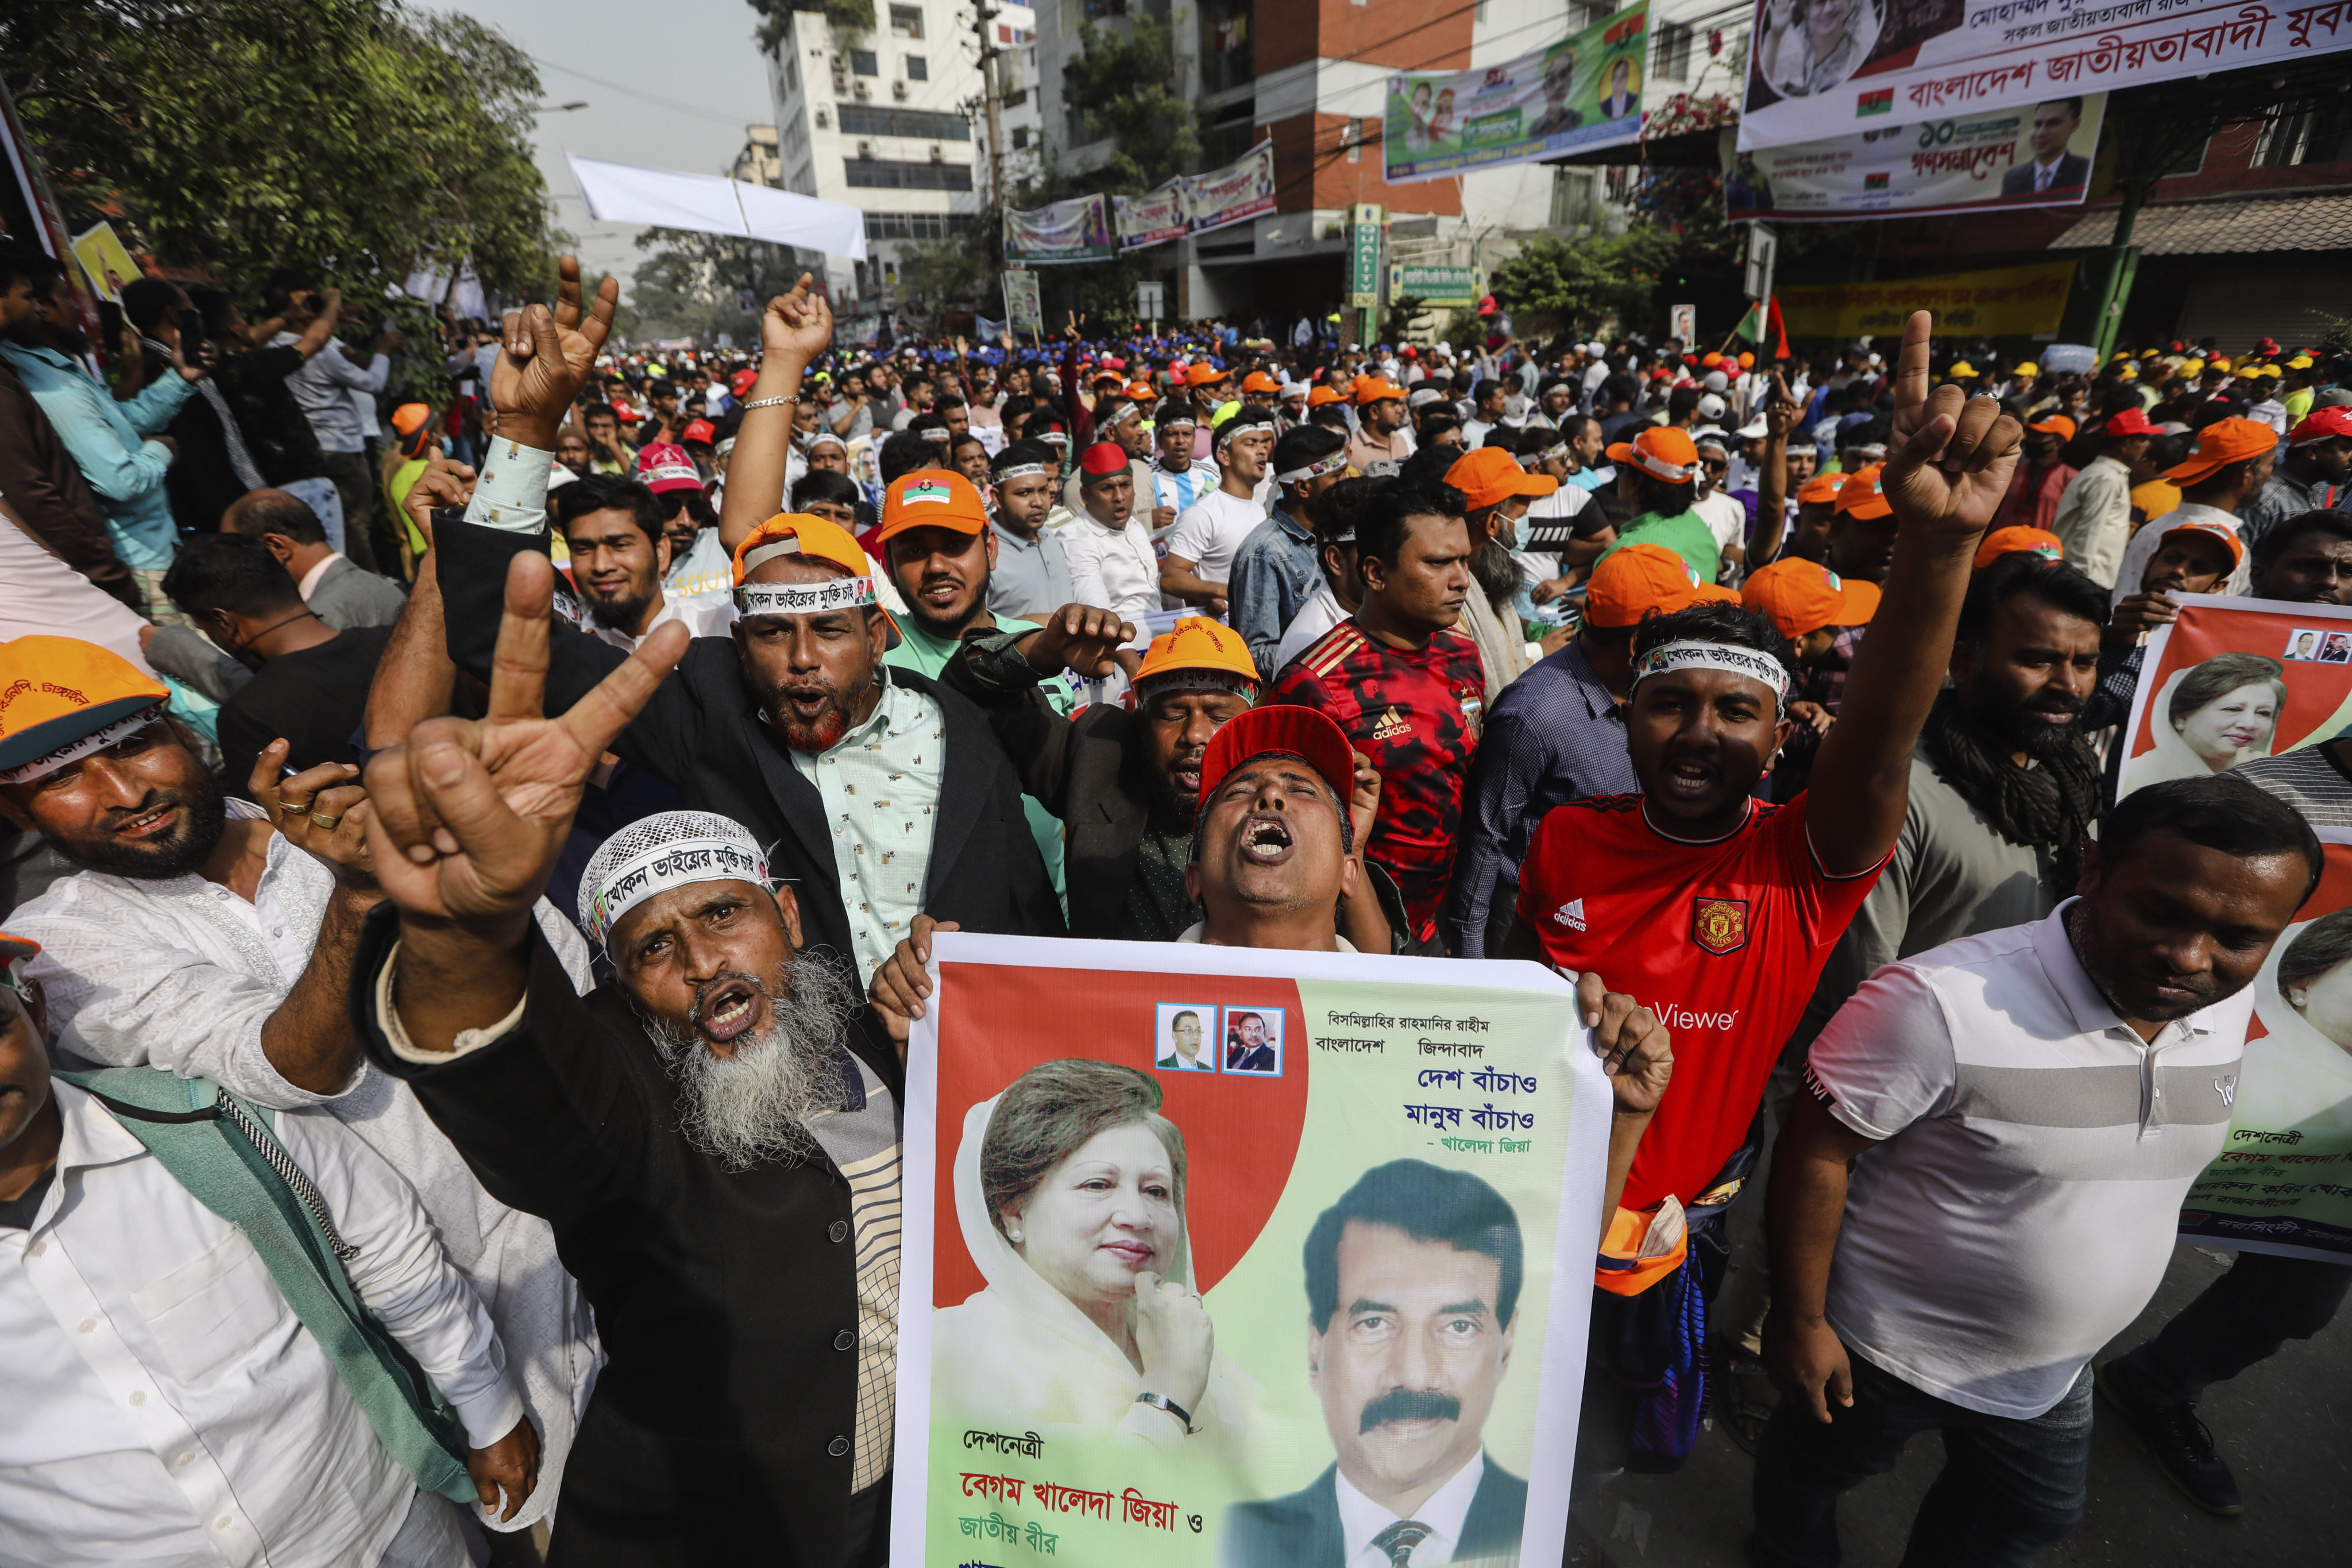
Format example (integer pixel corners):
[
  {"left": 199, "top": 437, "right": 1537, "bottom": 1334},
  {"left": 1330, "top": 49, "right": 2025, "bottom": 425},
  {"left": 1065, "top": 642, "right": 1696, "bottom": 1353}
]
[{"left": 535, "top": 101, "right": 589, "bottom": 113}]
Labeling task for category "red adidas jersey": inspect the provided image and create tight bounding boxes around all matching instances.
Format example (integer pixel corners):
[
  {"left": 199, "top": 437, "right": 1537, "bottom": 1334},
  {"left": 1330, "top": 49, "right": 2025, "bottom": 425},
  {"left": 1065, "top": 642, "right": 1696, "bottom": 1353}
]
[
  {"left": 1268, "top": 620, "right": 1486, "bottom": 942},
  {"left": 1515, "top": 791, "right": 1885, "bottom": 1211}
]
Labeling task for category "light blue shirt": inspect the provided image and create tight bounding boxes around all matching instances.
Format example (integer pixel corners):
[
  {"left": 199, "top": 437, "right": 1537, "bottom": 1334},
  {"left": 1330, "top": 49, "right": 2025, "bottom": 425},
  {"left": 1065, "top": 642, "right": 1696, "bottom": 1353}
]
[
  {"left": 0, "top": 342, "right": 195, "bottom": 569},
  {"left": 785, "top": 671, "right": 947, "bottom": 985}
]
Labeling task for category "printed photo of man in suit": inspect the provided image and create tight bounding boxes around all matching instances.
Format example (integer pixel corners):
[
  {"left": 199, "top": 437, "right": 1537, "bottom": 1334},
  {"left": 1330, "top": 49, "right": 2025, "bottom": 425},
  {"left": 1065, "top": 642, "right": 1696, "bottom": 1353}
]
[
  {"left": 1157, "top": 1006, "right": 1216, "bottom": 1070},
  {"left": 2001, "top": 98, "right": 2091, "bottom": 196},
  {"left": 1223, "top": 1160, "right": 1528, "bottom": 1567}
]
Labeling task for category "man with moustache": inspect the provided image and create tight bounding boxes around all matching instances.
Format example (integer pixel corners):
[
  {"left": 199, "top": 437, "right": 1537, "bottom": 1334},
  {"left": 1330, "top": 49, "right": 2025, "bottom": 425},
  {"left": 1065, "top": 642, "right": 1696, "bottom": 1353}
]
[
  {"left": 429, "top": 262, "right": 1061, "bottom": 986},
  {"left": 553, "top": 474, "right": 736, "bottom": 652},
  {"left": 346, "top": 578, "right": 907, "bottom": 1564},
  {"left": 1223, "top": 1160, "right": 1531, "bottom": 1567},
  {"left": 1224, "top": 1010, "right": 1276, "bottom": 1073}
]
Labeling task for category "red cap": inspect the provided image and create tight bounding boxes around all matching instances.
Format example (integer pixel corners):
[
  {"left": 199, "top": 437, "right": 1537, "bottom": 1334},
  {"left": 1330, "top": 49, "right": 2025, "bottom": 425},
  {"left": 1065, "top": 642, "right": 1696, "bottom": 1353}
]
[
  {"left": 730, "top": 369, "right": 758, "bottom": 395},
  {"left": 1079, "top": 442, "right": 1131, "bottom": 477},
  {"left": 635, "top": 442, "right": 704, "bottom": 494},
  {"left": 2289, "top": 406, "right": 2352, "bottom": 446},
  {"left": 2103, "top": 407, "right": 2157, "bottom": 438},
  {"left": 681, "top": 418, "right": 717, "bottom": 445},
  {"left": 1196, "top": 704, "right": 1358, "bottom": 810}
]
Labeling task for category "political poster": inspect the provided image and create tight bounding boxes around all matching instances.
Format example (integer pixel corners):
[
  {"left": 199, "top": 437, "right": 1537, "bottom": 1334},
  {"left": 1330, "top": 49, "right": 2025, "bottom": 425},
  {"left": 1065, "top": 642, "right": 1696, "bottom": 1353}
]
[
  {"left": 1737, "top": 0, "right": 2352, "bottom": 152},
  {"left": 1181, "top": 142, "right": 1278, "bottom": 238},
  {"left": 1003, "top": 270, "right": 1043, "bottom": 335},
  {"left": 2180, "top": 828, "right": 2352, "bottom": 1262},
  {"left": 1721, "top": 92, "right": 2108, "bottom": 221},
  {"left": 1005, "top": 194, "right": 1113, "bottom": 266},
  {"left": 1382, "top": 3, "right": 1650, "bottom": 185},
  {"left": 889, "top": 933, "right": 1610, "bottom": 1568},
  {"left": 69, "top": 220, "right": 141, "bottom": 303},
  {"left": 1774, "top": 257, "right": 2077, "bottom": 339},
  {"left": 2115, "top": 596, "right": 2352, "bottom": 802},
  {"left": 1116, "top": 183, "right": 1189, "bottom": 252}
]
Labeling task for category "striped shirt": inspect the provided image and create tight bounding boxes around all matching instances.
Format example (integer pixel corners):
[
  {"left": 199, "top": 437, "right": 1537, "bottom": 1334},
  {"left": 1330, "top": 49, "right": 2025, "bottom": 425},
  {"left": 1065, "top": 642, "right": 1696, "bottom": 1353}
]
[
  {"left": 1806, "top": 902, "right": 2250, "bottom": 1418},
  {"left": 807, "top": 1051, "right": 903, "bottom": 1493}
]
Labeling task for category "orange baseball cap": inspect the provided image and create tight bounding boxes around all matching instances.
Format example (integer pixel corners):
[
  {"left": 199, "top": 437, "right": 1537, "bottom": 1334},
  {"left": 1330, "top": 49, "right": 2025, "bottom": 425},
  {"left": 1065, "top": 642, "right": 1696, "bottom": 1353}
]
[
  {"left": 1972, "top": 526, "right": 2064, "bottom": 570},
  {"left": 389, "top": 402, "right": 432, "bottom": 437},
  {"left": 876, "top": 469, "right": 990, "bottom": 544},
  {"left": 1134, "top": 616, "right": 1262, "bottom": 695},
  {"left": 2026, "top": 415, "right": 2076, "bottom": 441},
  {"left": 1306, "top": 385, "right": 1345, "bottom": 408},
  {"left": 2165, "top": 417, "right": 2278, "bottom": 485},
  {"left": 1445, "top": 447, "right": 1559, "bottom": 511},
  {"left": 1583, "top": 543, "right": 1738, "bottom": 629},
  {"left": 2155, "top": 515, "right": 2246, "bottom": 568},
  {"left": 731, "top": 512, "right": 876, "bottom": 586},
  {"left": 1241, "top": 370, "right": 1283, "bottom": 395},
  {"left": 1196, "top": 702, "right": 1356, "bottom": 808},
  {"left": 1742, "top": 559, "right": 1875, "bottom": 639},
  {"left": 1604, "top": 426, "right": 1700, "bottom": 483},
  {"left": 1354, "top": 376, "right": 1407, "bottom": 407},
  {"left": 1835, "top": 464, "right": 1892, "bottom": 521},
  {"left": 0, "top": 636, "right": 172, "bottom": 782},
  {"left": 1796, "top": 473, "right": 1845, "bottom": 507},
  {"left": 1184, "top": 362, "right": 1230, "bottom": 388},
  {"left": 1127, "top": 380, "right": 1158, "bottom": 401}
]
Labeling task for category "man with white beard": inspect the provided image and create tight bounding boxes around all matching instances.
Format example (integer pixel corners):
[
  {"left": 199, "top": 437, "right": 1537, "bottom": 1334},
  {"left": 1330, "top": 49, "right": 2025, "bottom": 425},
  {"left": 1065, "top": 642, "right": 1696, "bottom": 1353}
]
[{"left": 350, "top": 559, "right": 905, "bottom": 1566}]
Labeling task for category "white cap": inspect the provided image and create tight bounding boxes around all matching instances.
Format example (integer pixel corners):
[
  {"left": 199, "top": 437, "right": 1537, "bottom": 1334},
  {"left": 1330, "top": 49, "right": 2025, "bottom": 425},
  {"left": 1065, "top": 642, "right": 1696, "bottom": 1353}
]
[
  {"left": 1737, "top": 416, "right": 1769, "bottom": 439},
  {"left": 1703, "top": 370, "right": 1729, "bottom": 392},
  {"left": 1698, "top": 393, "right": 1727, "bottom": 419}
]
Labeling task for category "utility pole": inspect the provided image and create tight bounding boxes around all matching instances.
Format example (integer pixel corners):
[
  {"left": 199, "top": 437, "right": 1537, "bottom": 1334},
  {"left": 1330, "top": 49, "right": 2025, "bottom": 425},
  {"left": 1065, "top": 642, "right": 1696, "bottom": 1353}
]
[{"left": 972, "top": 1, "right": 1006, "bottom": 241}]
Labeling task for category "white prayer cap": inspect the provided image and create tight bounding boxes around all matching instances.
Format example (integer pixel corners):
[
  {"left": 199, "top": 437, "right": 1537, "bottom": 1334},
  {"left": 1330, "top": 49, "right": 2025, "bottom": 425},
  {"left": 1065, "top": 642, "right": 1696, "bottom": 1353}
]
[{"left": 578, "top": 810, "right": 772, "bottom": 948}]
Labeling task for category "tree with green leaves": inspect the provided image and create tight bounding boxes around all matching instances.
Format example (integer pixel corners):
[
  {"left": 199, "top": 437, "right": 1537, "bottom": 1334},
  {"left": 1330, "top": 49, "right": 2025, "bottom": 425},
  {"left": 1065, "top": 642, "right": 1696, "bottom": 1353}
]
[
  {"left": 3, "top": 0, "right": 557, "bottom": 306},
  {"left": 1489, "top": 230, "right": 1678, "bottom": 340},
  {"left": 629, "top": 230, "right": 813, "bottom": 345}
]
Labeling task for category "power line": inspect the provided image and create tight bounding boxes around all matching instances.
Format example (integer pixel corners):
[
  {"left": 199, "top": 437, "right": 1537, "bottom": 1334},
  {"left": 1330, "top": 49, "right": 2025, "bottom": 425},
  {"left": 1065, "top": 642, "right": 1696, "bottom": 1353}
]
[{"left": 529, "top": 54, "right": 760, "bottom": 130}]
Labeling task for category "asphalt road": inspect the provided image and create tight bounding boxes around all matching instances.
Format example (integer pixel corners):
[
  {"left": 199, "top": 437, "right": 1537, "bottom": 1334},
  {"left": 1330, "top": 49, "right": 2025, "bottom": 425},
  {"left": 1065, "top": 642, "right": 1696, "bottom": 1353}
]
[{"left": 1568, "top": 1244, "right": 2352, "bottom": 1566}]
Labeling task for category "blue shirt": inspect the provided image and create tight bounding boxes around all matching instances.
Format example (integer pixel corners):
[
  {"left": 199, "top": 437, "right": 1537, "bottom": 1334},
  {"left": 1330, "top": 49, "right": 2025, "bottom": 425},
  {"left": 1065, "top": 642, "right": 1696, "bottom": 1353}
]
[
  {"left": 1226, "top": 506, "right": 1320, "bottom": 678},
  {"left": 1439, "top": 638, "right": 1639, "bottom": 957},
  {"left": 0, "top": 342, "right": 195, "bottom": 569}
]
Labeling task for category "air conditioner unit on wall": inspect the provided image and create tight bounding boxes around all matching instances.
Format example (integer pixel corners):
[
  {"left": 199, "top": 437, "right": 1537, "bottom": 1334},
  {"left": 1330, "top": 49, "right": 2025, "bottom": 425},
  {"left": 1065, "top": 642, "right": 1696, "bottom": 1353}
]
[
  {"left": 853, "top": 80, "right": 870, "bottom": 99},
  {"left": 929, "top": 144, "right": 943, "bottom": 162},
  {"left": 893, "top": 79, "right": 909, "bottom": 99},
  {"left": 858, "top": 140, "right": 874, "bottom": 159},
  {"left": 815, "top": 107, "right": 830, "bottom": 128}
]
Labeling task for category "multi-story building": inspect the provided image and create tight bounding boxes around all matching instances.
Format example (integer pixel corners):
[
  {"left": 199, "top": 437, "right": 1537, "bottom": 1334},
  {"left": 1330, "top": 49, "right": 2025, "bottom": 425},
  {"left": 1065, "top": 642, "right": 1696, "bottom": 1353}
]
[
  {"left": 733, "top": 125, "right": 785, "bottom": 190},
  {"left": 764, "top": 1, "right": 989, "bottom": 319},
  {"left": 1030, "top": 1, "right": 1717, "bottom": 326}
]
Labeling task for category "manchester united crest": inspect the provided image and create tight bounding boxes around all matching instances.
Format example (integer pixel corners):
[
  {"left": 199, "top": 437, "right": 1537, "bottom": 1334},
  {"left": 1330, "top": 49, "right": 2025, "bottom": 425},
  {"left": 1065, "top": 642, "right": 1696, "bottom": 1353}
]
[{"left": 1692, "top": 897, "right": 1749, "bottom": 955}]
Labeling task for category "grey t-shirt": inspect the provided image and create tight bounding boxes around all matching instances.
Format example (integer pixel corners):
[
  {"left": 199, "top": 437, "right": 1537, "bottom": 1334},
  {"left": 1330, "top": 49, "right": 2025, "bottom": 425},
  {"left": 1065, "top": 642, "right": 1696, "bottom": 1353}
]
[{"left": 2234, "top": 746, "right": 2352, "bottom": 827}]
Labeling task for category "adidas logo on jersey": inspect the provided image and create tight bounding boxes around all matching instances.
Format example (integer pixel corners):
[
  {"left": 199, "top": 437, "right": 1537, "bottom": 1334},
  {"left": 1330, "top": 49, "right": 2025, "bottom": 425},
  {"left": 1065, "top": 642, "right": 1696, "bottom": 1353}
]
[
  {"left": 1369, "top": 705, "right": 1412, "bottom": 741},
  {"left": 1552, "top": 898, "right": 1586, "bottom": 931}
]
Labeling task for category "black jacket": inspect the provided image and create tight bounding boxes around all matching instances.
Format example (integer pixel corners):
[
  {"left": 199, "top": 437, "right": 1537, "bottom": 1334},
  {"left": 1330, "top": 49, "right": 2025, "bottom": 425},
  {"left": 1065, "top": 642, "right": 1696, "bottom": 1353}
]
[
  {"left": 438, "top": 517, "right": 1064, "bottom": 963},
  {"left": 352, "top": 905, "right": 902, "bottom": 1563},
  {"left": 1222, "top": 1458, "right": 1527, "bottom": 1567}
]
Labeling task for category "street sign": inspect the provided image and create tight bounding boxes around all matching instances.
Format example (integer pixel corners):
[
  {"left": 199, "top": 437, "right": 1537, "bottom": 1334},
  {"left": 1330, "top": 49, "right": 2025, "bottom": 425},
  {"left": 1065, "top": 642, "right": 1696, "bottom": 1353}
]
[
  {"left": 1669, "top": 303, "right": 1696, "bottom": 345},
  {"left": 1347, "top": 202, "right": 1383, "bottom": 310},
  {"left": 1387, "top": 264, "right": 1483, "bottom": 307},
  {"left": 1002, "top": 268, "right": 1042, "bottom": 333},
  {"left": 1136, "top": 279, "right": 1164, "bottom": 323},
  {"left": 1743, "top": 222, "right": 1778, "bottom": 303}
]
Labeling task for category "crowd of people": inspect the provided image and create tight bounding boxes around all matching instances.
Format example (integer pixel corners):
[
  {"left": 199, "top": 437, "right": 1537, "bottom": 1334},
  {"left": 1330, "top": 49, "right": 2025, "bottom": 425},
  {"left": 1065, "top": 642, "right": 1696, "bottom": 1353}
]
[{"left": 3, "top": 223, "right": 2351, "bottom": 1568}]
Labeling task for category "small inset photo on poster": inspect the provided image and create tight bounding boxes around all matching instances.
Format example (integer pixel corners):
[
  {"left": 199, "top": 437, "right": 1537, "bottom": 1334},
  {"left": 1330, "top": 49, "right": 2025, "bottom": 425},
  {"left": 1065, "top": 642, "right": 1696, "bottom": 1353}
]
[
  {"left": 2285, "top": 628, "right": 2326, "bottom": 662},
  {"left": 1151, "top": 1002, "right": 1219, "bottom": 1073},
  {"left": 1220, "top": 1007, "right": 1284, "bottom": 1076},
  {"left": 2322, "top": 632, "right": 2352, "bottom": 666}
]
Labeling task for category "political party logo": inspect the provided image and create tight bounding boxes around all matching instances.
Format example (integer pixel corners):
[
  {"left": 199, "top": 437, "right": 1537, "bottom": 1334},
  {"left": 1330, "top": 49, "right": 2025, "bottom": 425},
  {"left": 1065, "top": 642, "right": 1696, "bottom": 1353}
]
[
  {"left": 1856, "top": 88, "right": 1893, "bottom": 118},
  {"left": 1691, "top": 896, "right": 1748, "bottom": 955},
  {"left": 1863, "top": 171, "right": 1891, "bottom": 191},
  {"left": 902, "top": 480, "right": 953, "bottom": 505}
]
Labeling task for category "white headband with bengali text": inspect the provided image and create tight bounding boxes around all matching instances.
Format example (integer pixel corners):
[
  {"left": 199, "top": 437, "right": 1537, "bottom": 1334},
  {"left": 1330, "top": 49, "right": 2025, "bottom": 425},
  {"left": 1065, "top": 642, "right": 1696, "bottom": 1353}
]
[
  {"left": 1629, "top": 639, "right": 1789, "bottom": 713},
  {"left": 735, "top": 577, "right": 880, "bottom": 619},
  {"left": 583, "top": 835, "right": 771, "bottom": 947}
]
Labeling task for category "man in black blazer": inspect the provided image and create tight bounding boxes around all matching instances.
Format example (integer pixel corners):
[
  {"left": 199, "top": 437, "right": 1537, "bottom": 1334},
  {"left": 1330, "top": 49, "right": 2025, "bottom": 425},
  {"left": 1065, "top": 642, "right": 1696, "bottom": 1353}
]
[
  {"left": 1225, "top": 1161, "right": 1531, "bottom": 1567},
  {"left": 2000, "top": 98, "right": 2090, "bottom": 196}
]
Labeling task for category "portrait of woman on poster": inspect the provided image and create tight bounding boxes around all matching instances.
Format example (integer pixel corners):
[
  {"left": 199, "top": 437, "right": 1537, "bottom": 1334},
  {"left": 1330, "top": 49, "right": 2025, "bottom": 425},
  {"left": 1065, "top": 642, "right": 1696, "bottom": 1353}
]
[
  {"left": 1759, "top": 0, "right": 1880, "bottom": 98},
  {"left": 2123, "top": 652, "right": 2287, "bottom": 794},
  {"left": 932, "top": 1059, "right": 1268, "bottom": 1458},
  {"left": 2238, "top": 906, "right": 2352, "bottom": 1136},
  {"left": 1403, "top": 79, "right": 1437, "bottom": 152}
]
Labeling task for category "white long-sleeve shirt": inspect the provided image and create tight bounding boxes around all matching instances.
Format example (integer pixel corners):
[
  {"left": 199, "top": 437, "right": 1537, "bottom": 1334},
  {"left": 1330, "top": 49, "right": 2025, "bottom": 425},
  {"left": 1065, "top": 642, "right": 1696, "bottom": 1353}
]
[
  {"left": 11, "top": 801, "right": 599, "bottom": 1532},
  {"left": 0, "top": 1082, "right": 520, "bottom": 1568},
  {"left": 1061, "top": 509, "right": 1165, "bottom": 620}
]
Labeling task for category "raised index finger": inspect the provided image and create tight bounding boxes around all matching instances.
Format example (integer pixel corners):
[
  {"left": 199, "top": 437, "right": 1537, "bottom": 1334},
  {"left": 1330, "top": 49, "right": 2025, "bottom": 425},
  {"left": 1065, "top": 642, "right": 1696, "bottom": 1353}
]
[
  {"left": 1894, "top": 309, "right": 1933, "bottom": 429},
  {"left": 487, "top": 552, "right": 554, "bottom": 723}
]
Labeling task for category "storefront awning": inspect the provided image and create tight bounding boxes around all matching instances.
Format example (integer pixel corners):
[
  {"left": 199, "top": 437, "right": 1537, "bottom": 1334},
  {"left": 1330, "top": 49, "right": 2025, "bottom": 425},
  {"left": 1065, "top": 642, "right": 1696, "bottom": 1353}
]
[{"left": 2049, "top": 192, "right": 2352, "bottom": 254}]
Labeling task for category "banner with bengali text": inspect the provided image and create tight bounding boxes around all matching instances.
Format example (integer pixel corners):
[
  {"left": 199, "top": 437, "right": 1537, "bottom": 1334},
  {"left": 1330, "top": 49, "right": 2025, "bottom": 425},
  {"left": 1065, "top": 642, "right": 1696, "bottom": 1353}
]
[
  {"left": 1181, "top": 142, "right": 1279, "bottom": 239},
  {"left": 889, "top": 934, "right": 1608, "bottom": 1567},
  {"left": 1738, "top": 0, "right": 2352, "bottom": 152},
  {"left": 1775, "top": 258, "right": 2078, "bottom": 339},
  {"left": 1382, "top": 3, "right": 1650, "bottom": 184},
  {"left": 1721, "top": 93, "right": 2107, "bottom": 221},
  {"left": 1005, "top": 194, "right": 1113, "bottom": 266},
  {"left": 1115, "top": 183, "right": 1189, "bottom": 252}
]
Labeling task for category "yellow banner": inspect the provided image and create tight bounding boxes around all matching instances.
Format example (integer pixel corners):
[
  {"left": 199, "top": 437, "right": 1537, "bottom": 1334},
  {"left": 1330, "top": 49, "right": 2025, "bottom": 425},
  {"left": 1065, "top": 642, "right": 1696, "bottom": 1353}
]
[{"left": 1777, "top": 260, "right": 2077, "bottom": 341}]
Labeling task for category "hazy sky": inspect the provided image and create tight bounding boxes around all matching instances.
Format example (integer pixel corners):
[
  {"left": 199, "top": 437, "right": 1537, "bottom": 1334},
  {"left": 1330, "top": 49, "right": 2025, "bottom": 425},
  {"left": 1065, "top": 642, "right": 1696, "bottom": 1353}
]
[{"left": 446, "top": 0, "right": 778, "bottom": 294}]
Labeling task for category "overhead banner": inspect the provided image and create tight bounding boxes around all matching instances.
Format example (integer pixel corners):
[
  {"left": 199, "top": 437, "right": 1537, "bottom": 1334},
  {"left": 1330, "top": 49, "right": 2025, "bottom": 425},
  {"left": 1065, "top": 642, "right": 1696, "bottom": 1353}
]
[
  {"left": 1775, "top": 257, "right": 2076, "bottom": 339},
  {"left": 1737, "top": 0, "right": 2352, "bottom": 151},
  {"left": 889, "top": 934, "right": 1610, "bottom": 1568},
  {"left": 1005, "top": 194, "right": 1113, "bottom": 267},
  {"left": 2180, "top": 828, "right": 2352, "bottom": 1263},
  {"left": 1382, "top": 3, "right": 1650, "bottom": 184},
  {"left": 1182, "top": 141, "right": 1277, "bottom": 238},
  {"left": 2116, "top": 595, "right": 2352, "bottom": 801},
  {"left": 567, "top": 153, "right": 868, "bottom": 260},
  {"left": 1115, "top": 183, "right": 1189, "bottom": 252},
  {"left": 1721, "top": 92, "right": 2107, "bottom": 221}
]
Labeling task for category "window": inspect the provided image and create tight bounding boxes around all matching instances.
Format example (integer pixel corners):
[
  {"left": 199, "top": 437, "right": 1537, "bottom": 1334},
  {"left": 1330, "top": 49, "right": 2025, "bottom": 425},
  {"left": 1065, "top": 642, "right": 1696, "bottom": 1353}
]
[
  {"left": 1011, "top": 126, "right": 1030, "bottom": 149},
  {"left": 850, "top": 49, "right": 878, "bottom": 76},
  {"left": 1345, "top": 117, "right": 1362, "bottom": 161},
  {"left": 906, "top": 55, "right": 928, "bottom": 80},
  {"left": 1654, "top": 21, "right": 1693, "bottom": 81},
  {"left": 837, "top": 105, "right": 971, "bottom": 140},
  {"left": 863, "top": 213, "right": 979, "bottom": 240},
  {"left": 844, "top": 156, "right": 974, "bottom": 190},
  {"left": 2254, "top": 103, "right": 2352, "bottom": 167},
  {"left": 1002, "top": 87, "right": 1029, "bottom": 107},
  {"left": 890, "top": 4, "right": 924, "bottom": 38},
  {"left": 1549, "top": 167, "right": 1597, "bottom": 229}
]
